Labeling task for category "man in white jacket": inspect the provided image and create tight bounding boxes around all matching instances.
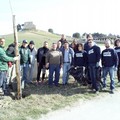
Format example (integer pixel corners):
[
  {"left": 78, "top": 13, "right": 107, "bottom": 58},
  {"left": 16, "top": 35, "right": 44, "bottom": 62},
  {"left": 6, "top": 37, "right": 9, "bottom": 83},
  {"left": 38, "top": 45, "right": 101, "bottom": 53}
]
[{"left": 28, "top": 41, "right": 37, "bottom": 83}]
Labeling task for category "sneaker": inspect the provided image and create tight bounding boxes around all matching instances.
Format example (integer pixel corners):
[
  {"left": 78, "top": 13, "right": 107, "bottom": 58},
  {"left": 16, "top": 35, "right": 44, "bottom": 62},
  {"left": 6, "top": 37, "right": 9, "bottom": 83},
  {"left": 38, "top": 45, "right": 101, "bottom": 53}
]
[
  {"left": 36, "top": 81, "right": 40, "bottom": 86},
  {"left": 102, "top": 87, "right": 107, "bottom": 91},
  {"left": 0, "top": 88, "right": 3, "bottom": 93},
  {"left": 110, "top": 90, "right": 114, "bottom": 94},
  {"left": 92, "top": 89, "right": 96, "bottom": 92},
  {"left": 95, "top": 91, "right": 99, "bottom": 94},
  {"left": 4, "top": 90, "right": 10, "bottom": 96},
  {"left": 29, "top": 81, "right": 34, "bottom": 85},
  {"left": 40, "top": 80, "right": 44, "bottom": 84},
  {"left": 25, "top": 84, "right": 30, "bottom": 88},
  {"left": 55, "top": 84, "right": 60, "bottom": 87}
]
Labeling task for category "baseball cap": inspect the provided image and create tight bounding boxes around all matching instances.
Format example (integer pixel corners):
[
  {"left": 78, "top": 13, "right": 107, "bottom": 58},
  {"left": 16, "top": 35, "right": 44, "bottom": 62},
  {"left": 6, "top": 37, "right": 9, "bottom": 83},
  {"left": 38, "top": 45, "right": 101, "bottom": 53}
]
[
  {"left": 29, "top": 40, "right": 34, "bottom": 45},
  {"left": 22, "top": 40, "right": 28, "bottom": 43}
]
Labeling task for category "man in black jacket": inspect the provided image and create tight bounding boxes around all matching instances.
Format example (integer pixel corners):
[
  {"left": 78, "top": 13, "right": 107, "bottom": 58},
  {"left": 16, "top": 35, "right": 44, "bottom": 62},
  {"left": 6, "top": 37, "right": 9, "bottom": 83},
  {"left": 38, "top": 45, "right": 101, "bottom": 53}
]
[
  {"left": 59, "top": 34, "right": 67, "bottom": 46},
  {"left": 36, "top": 41, "right": 49, "bottom": 84}
]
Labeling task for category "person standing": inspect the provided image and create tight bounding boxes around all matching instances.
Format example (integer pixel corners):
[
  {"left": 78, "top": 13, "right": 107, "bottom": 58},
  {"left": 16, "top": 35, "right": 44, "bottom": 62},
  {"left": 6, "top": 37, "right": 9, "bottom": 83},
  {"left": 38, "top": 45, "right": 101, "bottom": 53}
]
[
  {"left": 19, "top": 40, "right": 31, "bottom": 88},
  {"left": 61, "top": 41, "right": 74, "bottom": 85},
  {"left": 57, "top": 41, "right": 63, "bottom": 51},
  {"left": 0, "top": 38, "right": 19, "bottom": 95},
  {"left": 6, "top": 41, "right": 21, "bottom": 85},
  {"left": 84, "top": 34, "right": 95, "bottom": 85},
  {"left": 28, "top": 40, "right": 37, "bottom": 83},
  {"left": 114, "top": 39, "right": 120, "bottom": 84},
  {"left": 46, "top": 43, "right": 63, "bottom": 87},
  {"left": 101, "top": 39, "right": 118, "bottom": 94},
  {"left": 37, "top": 41, "right": 49, "bottom": 84},
  {"left": 84, "top": 34, "right": 94, "bottom": 52},
  {"left": 69, "top": 39, "right": 78, "bottom": 51},
  {"left": 74, "top": 43, "right": 87, "bottom": 67},
  {"left": 87, "top": 38, "right": 101, "bottom": 94},
  {"left": 59, "top": 34, "right": 67, "bottom": 46}
]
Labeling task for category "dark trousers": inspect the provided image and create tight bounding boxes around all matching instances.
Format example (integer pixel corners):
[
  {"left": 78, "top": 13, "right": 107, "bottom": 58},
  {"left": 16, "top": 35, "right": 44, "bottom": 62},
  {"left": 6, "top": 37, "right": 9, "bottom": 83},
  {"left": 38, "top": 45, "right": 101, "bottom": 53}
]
[
  {"left": 89, "top": 65, "right": 99, "bottom": 91},
  {"left": 37, "top": 64, "right": 46, "bottom": 82},
  {"left": 117, "top": 65, "right": 120, "bottom": 82},
  {"left": 85, "top": 67, "right": 91, "bottom": 84}
]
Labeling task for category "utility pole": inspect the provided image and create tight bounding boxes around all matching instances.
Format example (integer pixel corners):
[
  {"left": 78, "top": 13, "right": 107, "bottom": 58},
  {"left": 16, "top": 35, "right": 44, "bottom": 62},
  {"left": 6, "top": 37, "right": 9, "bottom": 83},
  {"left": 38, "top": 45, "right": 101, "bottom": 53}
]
[{"left": 13, "top": 15, "right": 22, "bottom": 99}]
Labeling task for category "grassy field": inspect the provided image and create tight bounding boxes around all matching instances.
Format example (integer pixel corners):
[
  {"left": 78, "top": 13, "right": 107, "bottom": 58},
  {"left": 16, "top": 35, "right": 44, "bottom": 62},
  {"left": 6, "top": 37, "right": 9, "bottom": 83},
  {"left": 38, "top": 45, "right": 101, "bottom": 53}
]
[
  {"left": 0, "top": 77, "right": 119, "bottom": 120},
  {"left": 0, "top": 30, "right": 117, "bottom": 120},
  {"left": 3, "top": 30, "right": 72, "bottom": 49}
]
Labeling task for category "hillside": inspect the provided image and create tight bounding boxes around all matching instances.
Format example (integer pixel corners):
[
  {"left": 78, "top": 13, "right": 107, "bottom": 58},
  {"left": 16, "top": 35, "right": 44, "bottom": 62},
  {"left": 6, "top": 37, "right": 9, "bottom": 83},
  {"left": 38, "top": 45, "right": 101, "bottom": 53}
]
[{"left": 3, "top": 30, "right": 65, "bottom": 49}]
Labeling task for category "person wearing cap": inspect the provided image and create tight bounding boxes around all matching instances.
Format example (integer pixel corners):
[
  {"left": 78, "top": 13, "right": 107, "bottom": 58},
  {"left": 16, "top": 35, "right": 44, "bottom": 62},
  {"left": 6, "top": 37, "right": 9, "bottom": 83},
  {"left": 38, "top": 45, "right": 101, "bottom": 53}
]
[
  {"left": 0, "top": 38, "right": 19, "bottom": 96},
  {"left": 28, "top": 40, "right": 37, "bottom": 83},
  {"left": 19, "top": 40, "right": 31, "bottom": 88}
]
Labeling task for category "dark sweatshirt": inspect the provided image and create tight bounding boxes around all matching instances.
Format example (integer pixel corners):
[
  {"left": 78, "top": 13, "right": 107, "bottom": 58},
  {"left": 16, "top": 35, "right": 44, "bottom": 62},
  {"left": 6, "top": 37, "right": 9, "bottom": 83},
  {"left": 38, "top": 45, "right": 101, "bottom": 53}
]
[
  {"left": 101, "top": 48, "right": 118, "bottom": 67},
  {"left": 87, "top": 45, "right": 101, "bottom": 65},
  {"left": 74, "top": 50, "right": 87, "bottom": 67},
  {"left": 114, "top": 47, "right": 120, "bottom": 65}
]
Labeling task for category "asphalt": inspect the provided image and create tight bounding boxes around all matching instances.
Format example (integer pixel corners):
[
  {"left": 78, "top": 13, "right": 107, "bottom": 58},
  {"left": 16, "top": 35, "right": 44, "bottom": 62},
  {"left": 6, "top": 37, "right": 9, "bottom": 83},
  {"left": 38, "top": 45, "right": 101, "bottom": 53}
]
[{"left": 39, "top": 90, "right": 120, "bottom": 120}]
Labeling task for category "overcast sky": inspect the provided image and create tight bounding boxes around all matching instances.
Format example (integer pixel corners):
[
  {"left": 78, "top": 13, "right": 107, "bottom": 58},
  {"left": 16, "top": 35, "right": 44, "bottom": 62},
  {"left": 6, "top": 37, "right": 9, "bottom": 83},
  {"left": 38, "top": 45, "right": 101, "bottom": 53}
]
[{"left": 0, "top": 0, "right": 120, "bottom": 36}]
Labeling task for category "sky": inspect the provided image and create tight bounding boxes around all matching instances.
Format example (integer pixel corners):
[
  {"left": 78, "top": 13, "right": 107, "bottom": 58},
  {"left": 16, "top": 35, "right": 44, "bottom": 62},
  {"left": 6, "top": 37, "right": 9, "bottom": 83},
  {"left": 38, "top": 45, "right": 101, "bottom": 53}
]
[{"left": 0, "top": 0, "right": 120, "bottom": 36}]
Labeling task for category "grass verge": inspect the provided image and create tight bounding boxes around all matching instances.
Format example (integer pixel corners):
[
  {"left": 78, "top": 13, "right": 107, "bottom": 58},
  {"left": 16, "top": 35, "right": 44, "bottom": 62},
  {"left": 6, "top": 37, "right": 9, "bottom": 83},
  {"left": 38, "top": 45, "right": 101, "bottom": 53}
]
[{"left": 0, "top": 77, "right": 119, "bottom": 120}]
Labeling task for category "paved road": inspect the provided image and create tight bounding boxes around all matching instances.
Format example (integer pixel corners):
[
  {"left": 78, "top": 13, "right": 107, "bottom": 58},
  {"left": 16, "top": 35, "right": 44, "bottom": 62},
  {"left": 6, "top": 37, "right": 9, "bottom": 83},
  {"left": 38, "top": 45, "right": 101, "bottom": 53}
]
[{"left": 39, "top": 91, "right": 120, "bottom": 120}]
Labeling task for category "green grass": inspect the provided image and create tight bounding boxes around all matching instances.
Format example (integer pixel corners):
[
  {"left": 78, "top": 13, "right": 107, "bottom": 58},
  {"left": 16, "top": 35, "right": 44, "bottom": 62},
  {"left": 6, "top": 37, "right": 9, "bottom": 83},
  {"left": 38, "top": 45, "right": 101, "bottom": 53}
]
[
  {"left": 1, "top": 76, "right": 118, "bottom": 120},
  {"left": 0, "top": 30, "right": 114, "bottom": 120},
  {"left": 0, "top": 78, "right": 99, "bottom": 120},
  {"left": 3, "top": 30, "right": 64, "bottom": 49}
]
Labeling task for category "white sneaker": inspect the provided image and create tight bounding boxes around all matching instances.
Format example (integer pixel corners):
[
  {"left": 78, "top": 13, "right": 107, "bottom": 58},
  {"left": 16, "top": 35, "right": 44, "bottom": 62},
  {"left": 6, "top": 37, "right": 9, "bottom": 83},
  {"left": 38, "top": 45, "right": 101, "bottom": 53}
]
[
  {"left": 102, "top": 87, "right": 107, "bottom": 91},
  {"left": 95, "top": 91, "right": 99, "bottom": 94},
  {"left": 0, "top": 88, "right": 3, "bottom": 93}
]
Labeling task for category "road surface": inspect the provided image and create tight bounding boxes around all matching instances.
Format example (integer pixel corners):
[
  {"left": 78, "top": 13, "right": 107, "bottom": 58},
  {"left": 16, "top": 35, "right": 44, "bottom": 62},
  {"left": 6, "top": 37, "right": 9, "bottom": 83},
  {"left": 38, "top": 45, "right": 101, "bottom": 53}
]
[{"left": 39, "top": 90, "right": 120, "bottom": 120}]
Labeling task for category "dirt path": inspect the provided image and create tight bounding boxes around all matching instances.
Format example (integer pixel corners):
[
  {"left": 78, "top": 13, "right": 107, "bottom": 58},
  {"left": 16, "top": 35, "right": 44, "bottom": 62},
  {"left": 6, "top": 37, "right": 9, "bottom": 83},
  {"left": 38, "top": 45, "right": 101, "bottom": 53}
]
[{"left": 39, "top": 90, "right": 120, "bottom": 120}]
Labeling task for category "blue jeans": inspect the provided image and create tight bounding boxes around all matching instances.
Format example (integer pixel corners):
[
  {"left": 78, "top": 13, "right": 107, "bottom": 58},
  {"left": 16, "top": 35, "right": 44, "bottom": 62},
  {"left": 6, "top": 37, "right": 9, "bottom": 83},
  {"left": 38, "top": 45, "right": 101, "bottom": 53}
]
[
  {"left": 28, "top": 63, "right": 35, "bottom": 82},
  {"left": 0, "top": 71, "right": 7, "bottom": 91},
  {"left": 62, "top": 63, "right": 71, "bottom": 84},
  {"left": 20, "top": 63, "right": 29, "bottom": 88},
  {"left": 89, "top": 64, "right": 99, "bottom": 91},
  {"left": 48, "top": 64, "right": 60, "bottom": 86},
  {"left": 102, "top": 66, "right": 115, "bottom": 90}
]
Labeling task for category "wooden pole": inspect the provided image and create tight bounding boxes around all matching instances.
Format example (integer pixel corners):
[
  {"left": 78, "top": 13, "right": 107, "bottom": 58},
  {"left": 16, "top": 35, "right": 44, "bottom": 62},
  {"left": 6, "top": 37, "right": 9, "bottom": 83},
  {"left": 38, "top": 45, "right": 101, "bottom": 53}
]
[{"left": 12, "top": 15, "right": 22, "bottom": 99}]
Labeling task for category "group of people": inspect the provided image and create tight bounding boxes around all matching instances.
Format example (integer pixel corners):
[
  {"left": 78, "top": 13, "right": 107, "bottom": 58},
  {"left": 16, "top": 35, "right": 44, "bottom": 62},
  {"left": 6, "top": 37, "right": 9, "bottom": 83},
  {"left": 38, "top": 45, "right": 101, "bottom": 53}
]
[{"left": 0, "top": 33, "right": 120, "bottom": 96}]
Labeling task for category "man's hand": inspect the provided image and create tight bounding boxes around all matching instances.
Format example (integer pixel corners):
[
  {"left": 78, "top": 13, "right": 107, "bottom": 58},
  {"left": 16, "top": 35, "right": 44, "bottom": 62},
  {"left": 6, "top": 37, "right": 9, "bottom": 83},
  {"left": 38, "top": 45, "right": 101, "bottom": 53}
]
[
  {"left": 96, "top": 62, "right": 99, "bottom": 67},
  {"left": 46, "top": 63, "right": 49, "bottom": 69},
  {"left": 13, "top": 55, "right": 20, "bottom": 61},
  {"left": 29, "top": 64, "right": 31, "bottom": 68}
]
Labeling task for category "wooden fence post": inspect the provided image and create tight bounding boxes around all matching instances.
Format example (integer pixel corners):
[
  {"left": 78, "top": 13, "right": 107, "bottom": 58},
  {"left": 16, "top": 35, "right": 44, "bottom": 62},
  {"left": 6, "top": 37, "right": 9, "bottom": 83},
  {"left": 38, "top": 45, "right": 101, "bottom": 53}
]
[{"left": 13, "top": 15, "right": 22, "bottom": 99}]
